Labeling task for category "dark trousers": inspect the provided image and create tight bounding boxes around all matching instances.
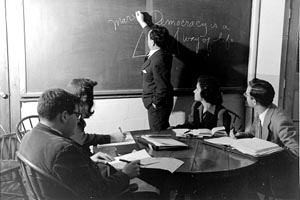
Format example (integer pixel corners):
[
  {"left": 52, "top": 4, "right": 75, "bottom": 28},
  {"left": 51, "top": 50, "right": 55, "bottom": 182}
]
[{"left": 147, "top": 101, "right": 173, "bottom": 131}]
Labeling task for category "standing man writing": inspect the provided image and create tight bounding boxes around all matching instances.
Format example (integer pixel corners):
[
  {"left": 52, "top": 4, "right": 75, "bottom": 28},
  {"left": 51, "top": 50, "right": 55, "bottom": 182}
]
[{"left": 136, "top": 11, "right": 174, "bottom": 131}]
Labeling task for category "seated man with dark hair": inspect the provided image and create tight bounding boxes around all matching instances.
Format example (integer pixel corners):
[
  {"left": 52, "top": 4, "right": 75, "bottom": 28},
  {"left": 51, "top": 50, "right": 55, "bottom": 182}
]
[
  {"left": 233, "top": 78, "right": 299, "bottom": 199},
  {"left": 19, "top": 88, "right": 140, "bottom": 199}
]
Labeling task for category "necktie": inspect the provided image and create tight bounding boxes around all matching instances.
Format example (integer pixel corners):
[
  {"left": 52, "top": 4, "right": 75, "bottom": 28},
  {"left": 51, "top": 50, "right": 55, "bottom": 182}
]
[
  {"left": 144, "top": 53, "right": 149, "bottom": 62},
  {"left": 256, "top": 114, "right": 262, "bottom": 139}
]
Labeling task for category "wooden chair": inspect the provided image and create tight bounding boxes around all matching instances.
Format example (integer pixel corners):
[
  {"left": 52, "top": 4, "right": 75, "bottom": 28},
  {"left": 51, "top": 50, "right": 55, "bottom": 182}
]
[
  {"left": 227, "top": 110, "right": 243, "bottom": 133},
  {"left": 0, "top": 133, "right": 28, "bottom": 199},
  {"left": 16, "top": 151, "right": 79, "bottom": 200},
  {"left": 15, "top": 115, "right": 39, "bottom": 142},
  {"left": 16, "top": 152, "right": 138, "bottom": 200},
  {"left": 0, "top": 124, "right": 6, "bottom": 135}
]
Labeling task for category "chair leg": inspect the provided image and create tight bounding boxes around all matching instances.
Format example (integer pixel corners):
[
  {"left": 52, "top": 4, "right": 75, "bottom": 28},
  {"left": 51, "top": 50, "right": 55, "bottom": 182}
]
[{"left": 16, "top": 169, "right": 29, "bottom": 200}]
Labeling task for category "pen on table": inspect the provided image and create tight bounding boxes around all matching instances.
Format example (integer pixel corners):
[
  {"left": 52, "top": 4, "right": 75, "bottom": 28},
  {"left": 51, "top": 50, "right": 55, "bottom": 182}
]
[
  {"left": 119, "top": 159, "right": 141, "bottom": 165},
  {"left": 119, "top": 159, "right": 159, "bottom": 166}
]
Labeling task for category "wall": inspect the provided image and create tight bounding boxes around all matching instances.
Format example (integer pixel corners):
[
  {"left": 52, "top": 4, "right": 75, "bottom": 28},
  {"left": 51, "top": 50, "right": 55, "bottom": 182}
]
[
  {"left": 21, "top": 0, "right": 285, "bottom": 134},
  {"left": 256, "top": 0, "right": 285, "bottom": 105},
  {"left": 22, "top": 94, "right": 244, "bottom": 133}
]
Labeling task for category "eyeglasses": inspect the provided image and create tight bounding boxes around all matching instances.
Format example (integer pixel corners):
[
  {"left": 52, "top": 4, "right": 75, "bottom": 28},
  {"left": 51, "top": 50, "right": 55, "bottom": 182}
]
[{"left": 72, "top": 111, "right": 82, "bottom": 120}]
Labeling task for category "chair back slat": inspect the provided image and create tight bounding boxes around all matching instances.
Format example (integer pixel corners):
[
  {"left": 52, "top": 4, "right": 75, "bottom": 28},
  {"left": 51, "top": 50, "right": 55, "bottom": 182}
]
[
  {"left": 0, "top": 133, "right": 19, "bottom": 160},
  {"left": 0, "top": 124, "right": 7, "bottom": 135},
  {"left": 227, "top": 110, "right": 243, "bottom": 132},
  {"left": 16, "top": 115, "right": 40, "bottom": 142}
]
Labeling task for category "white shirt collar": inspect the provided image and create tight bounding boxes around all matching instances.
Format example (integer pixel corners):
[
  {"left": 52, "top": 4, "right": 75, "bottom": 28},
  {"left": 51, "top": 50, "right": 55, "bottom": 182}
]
[
  {"left": 148, "top": 49, "right": 159, "bottom": 58},
  {"left": 259, "top": 107, "right": 269, "bottom": 126}
]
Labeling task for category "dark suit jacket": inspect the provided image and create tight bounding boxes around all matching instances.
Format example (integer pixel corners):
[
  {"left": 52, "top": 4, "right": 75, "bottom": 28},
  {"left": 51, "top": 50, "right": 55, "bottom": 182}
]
[
  {"left": 19, "top": 123, "right": 130, "bottom": 199},
  {"left": 141, "top": 26, "right": 173, "bottom": 109}
]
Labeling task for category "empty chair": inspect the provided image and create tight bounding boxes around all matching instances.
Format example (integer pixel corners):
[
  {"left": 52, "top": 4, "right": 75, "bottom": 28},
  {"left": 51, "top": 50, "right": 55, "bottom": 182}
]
[
  {"left": 0, "top": 133, "right": 28, "bottom": 199},
  {"left": 15, "top": 115, "right": 39, "bottom": 142}
]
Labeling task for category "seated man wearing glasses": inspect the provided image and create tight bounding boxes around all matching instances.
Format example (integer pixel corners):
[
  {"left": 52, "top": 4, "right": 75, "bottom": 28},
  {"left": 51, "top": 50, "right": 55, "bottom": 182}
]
[
  {"left": 19, "top": 88, "right": 140, "bottom": 199},
  {"left": 233, "top": 78, "right": 298, "bottom": 199}
]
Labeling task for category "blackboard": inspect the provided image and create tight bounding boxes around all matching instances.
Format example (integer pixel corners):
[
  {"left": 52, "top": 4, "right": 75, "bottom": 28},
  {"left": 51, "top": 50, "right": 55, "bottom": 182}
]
[{"left": 23, "top": 0, "right": 252, "bottom": 94}]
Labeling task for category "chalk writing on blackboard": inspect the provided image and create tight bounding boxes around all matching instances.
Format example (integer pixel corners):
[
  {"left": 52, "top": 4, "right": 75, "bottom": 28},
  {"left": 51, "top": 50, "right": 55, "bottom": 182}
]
[{"left": 107, "top": 10, "right": 234, "bottom": 56}]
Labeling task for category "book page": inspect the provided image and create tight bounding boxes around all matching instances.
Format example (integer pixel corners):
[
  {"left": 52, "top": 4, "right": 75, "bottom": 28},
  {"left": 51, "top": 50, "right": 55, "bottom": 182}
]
[
  {"left": 140, "top": 157, "right": 184, "bottom": 173},
  {"left": 211, "top": 126, "right": 226, "bottom": 135},
  {"left": 204, "top": 137, "right": 235, "bottom": 145},
  {"left": 172, "top": 129, "right": 190, "bottom": 137}
]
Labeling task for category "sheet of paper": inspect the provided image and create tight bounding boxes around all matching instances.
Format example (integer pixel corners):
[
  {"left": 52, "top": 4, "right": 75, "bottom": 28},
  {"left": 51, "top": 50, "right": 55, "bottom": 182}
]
[
  {"left": 109, "top": 149, "right": 151, "bottom": 169},
  {"left": 204, "top": 136, "right": 235, "bottom": 145},
  {"left": 140, "top": 157, "right": 184, "bottom": 173},
  {"left": 141, "top": 135, "right": 187, "bottom": 147},
  {"left": 97, "top": 132, "right": 135, "bottom": 147}
]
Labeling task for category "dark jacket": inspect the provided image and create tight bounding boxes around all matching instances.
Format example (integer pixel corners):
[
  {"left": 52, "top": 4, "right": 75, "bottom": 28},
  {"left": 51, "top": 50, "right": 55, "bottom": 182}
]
[
  {"left": 141, "top": 26, "right": 173, "bottom": 109},
  {"left": 19, "top": 123, "right": 130, "bottom": 199},
  {"left": 175, "top": 101, "right": 232, "bottom": 133}
]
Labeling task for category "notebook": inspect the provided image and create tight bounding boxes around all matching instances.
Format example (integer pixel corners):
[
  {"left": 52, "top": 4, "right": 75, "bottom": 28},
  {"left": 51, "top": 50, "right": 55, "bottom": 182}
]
[{"left": 137, "top": 135, "right": 188, "bottom": 150}]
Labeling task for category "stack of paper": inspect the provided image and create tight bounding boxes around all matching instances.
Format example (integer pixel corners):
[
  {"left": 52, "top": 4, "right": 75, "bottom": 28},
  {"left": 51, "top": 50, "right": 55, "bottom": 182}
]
[
  {"left": 109, "top": 149, "right": 184, "bottom": 173},
  {"left": 204, "top": 137, "right": 283, "bottom": 157},
  {"left": 230, "top": 138, "right": 283, "bottom": 156}
]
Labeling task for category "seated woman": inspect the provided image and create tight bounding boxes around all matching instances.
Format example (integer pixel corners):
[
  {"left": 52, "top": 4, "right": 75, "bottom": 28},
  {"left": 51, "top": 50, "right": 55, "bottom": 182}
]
[
  {"left": 174, "top": 76, "right": 232, "bottom": 133},
  {"left": 66, "top": 78, "right": 125, "bottom": 156}
]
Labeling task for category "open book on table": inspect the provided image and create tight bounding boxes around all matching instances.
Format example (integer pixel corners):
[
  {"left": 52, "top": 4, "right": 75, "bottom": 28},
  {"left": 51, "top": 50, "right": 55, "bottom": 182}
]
[
  {"left": 173, "top": 126, "right": 227, "bottom": 138},
  {"left": 137, "top": 135, "right": 188, "bottom": 150},
  {"left": 204, "top": 137, "right": 283, "bottom": 157}
]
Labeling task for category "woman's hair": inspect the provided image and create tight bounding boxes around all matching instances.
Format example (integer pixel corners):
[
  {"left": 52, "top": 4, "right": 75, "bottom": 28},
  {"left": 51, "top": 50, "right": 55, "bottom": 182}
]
[
  {"left": 249, "top": 78, "right": 275, "bottom": 107},
  {"left": 197, "top": 75, "right": 223, "bottom": 105},
  {"left": 66, "top": 78, "right": 97, "bottom": 117}
]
